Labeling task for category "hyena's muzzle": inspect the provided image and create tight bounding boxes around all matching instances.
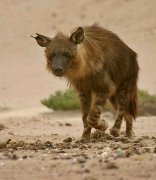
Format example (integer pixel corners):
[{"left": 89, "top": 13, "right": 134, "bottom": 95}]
[{"left": 52, "top": 54, "right": 69, "bottom": 76}]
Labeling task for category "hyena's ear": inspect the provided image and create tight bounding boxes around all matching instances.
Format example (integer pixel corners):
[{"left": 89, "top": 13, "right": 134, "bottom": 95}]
[
  {"left": 69, "top": 27, "right": 84, "bottom": 44},
  {"left": 31, "top": 33, "right": 52, "bottom": 47}
]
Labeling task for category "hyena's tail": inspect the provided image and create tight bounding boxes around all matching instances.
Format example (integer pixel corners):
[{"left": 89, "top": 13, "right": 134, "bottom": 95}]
[{"left": 128, "top": 84, "right": 138, "bottom": 119}]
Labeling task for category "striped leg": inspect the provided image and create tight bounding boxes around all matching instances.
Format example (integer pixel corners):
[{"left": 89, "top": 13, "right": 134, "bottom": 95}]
[
  {"left": 87, "top": 93, "right": 108, "bottom": 131},
  {"left": 110, "top": 107, "right": 124, "bottom": 137},
  {"left": 78, "top": 93, "right": 92, "bottom": 142}
]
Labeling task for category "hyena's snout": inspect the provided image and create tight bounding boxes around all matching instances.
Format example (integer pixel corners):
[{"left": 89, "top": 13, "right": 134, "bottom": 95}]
[
  {"left": 53, "top": 66, "right": 64, "bottom": 76},
  {"left": 52, "top": 56, "right": 68, "bottom": 76}
]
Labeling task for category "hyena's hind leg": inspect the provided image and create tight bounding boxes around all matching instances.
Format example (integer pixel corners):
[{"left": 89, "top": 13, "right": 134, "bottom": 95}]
[
  {"left": 110, "top": 83, "right": 137, "bottom": 138},
  {"left": 110, "top": 95, "right": 124, "bottom": 137},
  {"left": 124, "top": 86, "right": 137, "bottom": 138}
]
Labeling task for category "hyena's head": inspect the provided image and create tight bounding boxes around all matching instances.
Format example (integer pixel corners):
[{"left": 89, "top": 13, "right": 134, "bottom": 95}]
[{"left": 32, "top": 27, "right": 84, "bottom": 77}]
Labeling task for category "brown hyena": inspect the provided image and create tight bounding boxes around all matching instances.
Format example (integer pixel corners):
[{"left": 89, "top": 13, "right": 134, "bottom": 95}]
[{"left": 32, "top": 24, "right": 139, "bottom": 142}]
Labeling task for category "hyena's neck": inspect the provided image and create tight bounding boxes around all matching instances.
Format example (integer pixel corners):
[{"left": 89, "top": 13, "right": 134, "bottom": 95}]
[{"left": 65, "top": 43, "right": 103, "bottom": 81}]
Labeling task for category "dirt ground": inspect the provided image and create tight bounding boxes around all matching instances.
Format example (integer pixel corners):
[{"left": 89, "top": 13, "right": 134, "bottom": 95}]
[
  {"left": 0, "top": 110, "right": 156, "bottom": 180},
  {"left": 0, "top": 0, "right": 156, "bottom": 180}
]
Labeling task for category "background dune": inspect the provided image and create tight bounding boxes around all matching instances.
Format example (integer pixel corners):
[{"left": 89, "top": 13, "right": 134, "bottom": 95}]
[{"left": 0, "top": 0, "right": 156, "bottom": 109}]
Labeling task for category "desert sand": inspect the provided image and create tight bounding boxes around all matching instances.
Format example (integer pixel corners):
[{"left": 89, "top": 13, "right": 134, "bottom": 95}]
[
  {"left": 0, "top": 0, "right": 156, "bottom": 109},
  {"left": 0, "top": 0, "right": 156, "bottom": 180}
]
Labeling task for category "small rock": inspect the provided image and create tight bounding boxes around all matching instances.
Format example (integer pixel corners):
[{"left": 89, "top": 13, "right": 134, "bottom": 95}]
[
  {"left": 22, "top": 155, "right": 28, "bottom": 159},
  {"left": 101, "top": 152, "right": 109, "bottom": 158},
  {"left": 44, "top": 141, "right": 53, "bottom": 148},
  {"left": 11, "top": 154, "right": 18, "bottom": 160},
  {"left": 141, "top": 135, "right": 150, "bottom": 139},
  {"left": 63, "top": 137, "right": 72, "bottom": 143},
  {"left": 0, "top": 139, "right": 12, "bottom": 149},
  {"left": 120, "top": 144, "right": 130, "bottom": 150},
  {"left": 144, "top": 147, "right": 155, "bottom": 153},
  {"left": 56, "top": 150, "right": 66, "bottom": 153},
  {"left": 84, "top": 168, "right": 90, "bottom": 173},
  {"left": 0, "top": 124, "right": 5, "bottom": 130},
  {"left": 71, "top": 143, "right": 79, "bottom": 148},
  {"left": 126, "top": 148, "right": 134, "bottom": 157},
  {"left": 115, "top": 148, "right": 126, "bottom": 158},
  {"left": 106, "top": 162, "right": 118, "bottom": 169},
  {"left": 65, "top": 123, "right": 72, "bottom": 126},
  {"left": 77, "top": 157, "right": 86, "bottom": 164},
  {"left": 101, "top": 147, "right": 112, "bottom": 158}
]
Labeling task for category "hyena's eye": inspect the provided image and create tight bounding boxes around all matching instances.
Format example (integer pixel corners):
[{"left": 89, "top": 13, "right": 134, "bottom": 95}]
[
  {"left": 51, "top": 53, "right": 56, "bottom": 58},
  {"left": 63, "top": 51, "right": 71, "bottom": 58}
]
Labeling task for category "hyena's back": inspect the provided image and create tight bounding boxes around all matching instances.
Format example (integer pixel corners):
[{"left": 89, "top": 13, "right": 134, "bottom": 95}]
[
  {"left": 82, "top": 25, "right": 138, "bottom": 83},
  {"left": 76, "top": 25, "right": 139, "bottom": 118}
]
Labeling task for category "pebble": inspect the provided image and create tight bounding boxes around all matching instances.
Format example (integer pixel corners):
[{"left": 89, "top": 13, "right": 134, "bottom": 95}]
[
  {"left": 101, "top": 147, "right": 112, "bottom": 158},
  {"left": 120, "top": 144, "right": 130, "bottom": 150},
  {"left": 65, "top": 123, "right": 72, "bottom": 126},
  {"left": 63, "top": 137, "right": 72, "bottom": 143},
  {"left": 106, "top": 162, "right": 118, "bottom": 169},
  {"left": 126, "top": 148, "right": 134, "bottom": 157},
  {"left": 77, "top": 157, "right": 86, "bottom": 164},
  {"left": 115, "top": 148, "right": 126, "bottom": 158}
]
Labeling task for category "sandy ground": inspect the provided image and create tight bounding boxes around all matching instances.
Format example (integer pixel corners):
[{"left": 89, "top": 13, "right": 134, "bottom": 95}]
[
  {"left": 0, "top": 111, "right": 156, "bottom": 180},
  {"left": 0, "top": 1, "right": 156, "bottom": 180}
]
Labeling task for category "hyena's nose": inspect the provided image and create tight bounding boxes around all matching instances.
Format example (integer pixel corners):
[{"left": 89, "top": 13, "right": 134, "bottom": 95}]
[{"left": 54, "top": 68, "right": 64, "bottom": 75}]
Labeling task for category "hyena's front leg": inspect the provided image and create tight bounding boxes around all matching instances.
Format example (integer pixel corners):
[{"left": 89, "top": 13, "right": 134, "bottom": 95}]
[
  {"left": 87, "top": 93, "right": 108, "bottom": 131},
  {"left": 78, "top": 93, "right": 92, "bottom": 142}
]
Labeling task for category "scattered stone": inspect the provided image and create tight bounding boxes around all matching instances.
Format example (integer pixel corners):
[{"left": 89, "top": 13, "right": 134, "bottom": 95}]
[
  {"left": 120, "top": 144, "right": 130, "bottom": 150},
  {"left": 44, "top": 141, "right": 53, "bottom": 148},
  {"left": 119, "top": 137, "right": 131, "bottom": 143},
  {"left": 115, "top": 148, "right": 126, "bottom": 158},
  {"left": 144, "top": 147, "right": 155, "bottom": 153},
  {"left": 0, "top": 139, "right": 12, "bottom": 149},
  {"left": 22, "top": 155, "right": 28, "bottom": 159},
  {"left": 56, "top": 150, "right": 66, "bottom": 153},
  {"left": 0, "top": 124, "right": 5, "bottom": 130},
  {"left": 84, "top": 168, "right": 90, "bottom": 173},
  {"left": 77, "top": 157, "right": 86, "bottom": 164},
  {"left": 106, "top": 162, "right": 118, "bottom": 169},
  {"left": 63, "top": 137, "right": 72, "bottom": 143},
  {"left": 65, "top": 123, "right": 72, "bottom": 126},
  {"left": 71, "top": 143, "right": 79, "bottom": 148},
  {"left": 101, "top": 147, "right": 112, "bottom": 158},
  {"left": 126, "top": 148, "right": 134, "bottom": 157},
  {"left": 11, "top": 154, "right": 18, "bottom": 160}
]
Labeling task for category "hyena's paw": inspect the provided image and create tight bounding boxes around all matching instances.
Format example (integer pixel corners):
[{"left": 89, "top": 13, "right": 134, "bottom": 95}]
[
  {"left": 88, "top": 119, "right": 108, "bottom": 131},
  {"left": 97, "top": 119, "right": 108, "bottom": 131},
  {"left": 125, "top": 130, "right": 133, "bottom": 139},
  {"left": 110, "top": 127, "right": 120, "bottom": 137}
]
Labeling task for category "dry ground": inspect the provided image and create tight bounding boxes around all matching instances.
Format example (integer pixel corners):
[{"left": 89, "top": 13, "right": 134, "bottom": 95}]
[
  {"left": 0, "top": 1, "right": 156, "bottom": 180},
  {"left": 0, "top": 110, "right": 156, "bottom": 180}
]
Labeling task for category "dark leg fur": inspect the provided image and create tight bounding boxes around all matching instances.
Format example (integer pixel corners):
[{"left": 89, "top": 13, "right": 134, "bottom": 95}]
[
  {"left": 87, "top": 93, "right": 108, "bottom": 131},
  {"left": 78, "top": 93, "right": 92, "bottom": 142},
  {"left": 110, "top": 107, "right": 124, "bottom": 137},
  {"left": 124, "top": 113, "right": 133, "bottom": 138},
  {"left": 110, "top": 81, "right": 137, "bottom": 138}
]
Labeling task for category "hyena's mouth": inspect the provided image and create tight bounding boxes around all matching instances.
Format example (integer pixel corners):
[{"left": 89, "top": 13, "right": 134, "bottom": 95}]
[
  {"left": 53, "top": 69, "right": 65, "bottom": 77},
  {"left": 54, "top": 72, "right": 64, "bottom": 77}
]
